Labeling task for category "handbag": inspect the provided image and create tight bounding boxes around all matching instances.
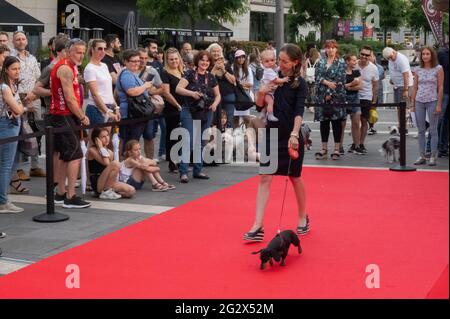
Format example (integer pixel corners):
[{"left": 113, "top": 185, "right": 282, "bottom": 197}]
[
  {"left": 234, "top": 82, "right": 254, "bottom": 111},
  {"left": 119, "top": 71, "right": 155, "bottom": 119},
  {"left": 19, "top": 120, "right": 38, "bottom": 156},
  {"left": 368, "top": 107, "right": 378, "bottom": 124}
]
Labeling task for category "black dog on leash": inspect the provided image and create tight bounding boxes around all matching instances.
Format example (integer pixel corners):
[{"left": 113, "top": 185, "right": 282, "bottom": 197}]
[{"left": 252, "top": 230, "right": 302, "bottom": 270}]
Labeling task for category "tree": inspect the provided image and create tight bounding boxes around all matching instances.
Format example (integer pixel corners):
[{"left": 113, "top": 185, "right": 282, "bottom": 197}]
[
  {"left": 288, "top": 0, "right": 357, "bottom": 43},
  {"left": 368, "top": 0, "right": 406, "bottom": 47},
  {"left": 406, "top": 0, "right": 431, "bottom": 44},
  {"left": 137, "top": 0, "right": 249, "bottom": 45}
]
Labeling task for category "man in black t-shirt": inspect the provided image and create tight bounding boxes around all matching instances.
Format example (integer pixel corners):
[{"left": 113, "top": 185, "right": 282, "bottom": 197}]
[
  {"left": 145, "top": 38, "right": 163, "bottom": 75},
  {"left": 102, "top": 34, "right": 122, "bottom": 86}
]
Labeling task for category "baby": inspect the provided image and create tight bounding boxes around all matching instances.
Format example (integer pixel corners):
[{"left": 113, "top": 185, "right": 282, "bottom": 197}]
[{"left": 259, "top": 49, "right": 290, "bottom": 122}]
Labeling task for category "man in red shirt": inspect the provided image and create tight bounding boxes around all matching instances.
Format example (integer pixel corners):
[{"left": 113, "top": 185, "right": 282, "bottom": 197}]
[{"left": 49, "top": 39, "right": 90, "bottom": 209}]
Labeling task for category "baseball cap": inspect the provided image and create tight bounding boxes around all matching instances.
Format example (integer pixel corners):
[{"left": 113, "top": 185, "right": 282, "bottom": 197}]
[{"left": 234, "top": 49, "right": 246, "bottom": 58}]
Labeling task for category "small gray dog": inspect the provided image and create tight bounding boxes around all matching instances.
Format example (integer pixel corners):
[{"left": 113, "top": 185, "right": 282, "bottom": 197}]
[
  {"left": 380, "top": 137, "right": 400, "bottom": 163},
  {"left": 301, "top": 123, "right": 312, "bottom": 150}
]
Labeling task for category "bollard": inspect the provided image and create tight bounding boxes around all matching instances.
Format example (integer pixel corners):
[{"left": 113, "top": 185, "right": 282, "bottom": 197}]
[
  {"left": 33, "top": 126, "right": 70, "bottom": 223},
  {"left": 390, "top": 102, "right": 416, "bottom": 172}
]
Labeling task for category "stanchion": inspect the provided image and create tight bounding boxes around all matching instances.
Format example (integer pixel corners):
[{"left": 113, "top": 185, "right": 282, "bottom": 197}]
[
  {"left": 33, "top": 126, "right": 70, "bottom": 223},
  {"left": 390, "top": 101, "right": 416, "bottom": 172}
]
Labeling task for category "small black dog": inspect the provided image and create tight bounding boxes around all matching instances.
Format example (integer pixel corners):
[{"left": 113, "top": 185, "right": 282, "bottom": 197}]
[{"left": 252, "top": 230, "right": 302, "bottom": 270}]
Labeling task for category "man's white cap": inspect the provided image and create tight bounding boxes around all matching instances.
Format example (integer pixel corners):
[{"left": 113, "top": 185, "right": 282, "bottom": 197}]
[{"left": 382, "top": 47, "right": 394, "bottom": 60}]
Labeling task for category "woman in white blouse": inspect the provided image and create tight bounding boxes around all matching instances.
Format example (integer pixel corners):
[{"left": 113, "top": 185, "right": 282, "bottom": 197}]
[{"left": 84, "top": 39, "right": 120, "bottom": 126}]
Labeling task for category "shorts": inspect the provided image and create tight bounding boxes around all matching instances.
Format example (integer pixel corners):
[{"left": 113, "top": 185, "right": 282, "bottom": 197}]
[
  {"left": 143, "top": 119, "right": 156, "bottom": 140},
  {"left": 86, "top": 104, "right": 115, "bottom": 124},
  {"left": 126, "top": 176, "right": 144, "bottom": 190},
  {"left": 119, "top": 121, "right": 146, "bottom": 145},
  {"left": 360, "top": 99, "right": 372, "bottom": 120},
  {"left": 345, "top": 94, "right": 361, "bottom": 115},
  {"left": 49, "top": 115, "right": 83, "bottom": 162}
]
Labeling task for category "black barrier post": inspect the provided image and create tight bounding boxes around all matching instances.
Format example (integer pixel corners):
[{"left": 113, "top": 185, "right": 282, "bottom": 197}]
[
  {"left": 390, "top": 102, "right": 416, "bottom": 172},
  {"left": 33, "top": 126, "right": 70, "bottom": 223}
]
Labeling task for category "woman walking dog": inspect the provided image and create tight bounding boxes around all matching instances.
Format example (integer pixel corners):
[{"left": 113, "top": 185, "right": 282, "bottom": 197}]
[{"left": 243, "top": 44, "right": 309, "bottom": 242}]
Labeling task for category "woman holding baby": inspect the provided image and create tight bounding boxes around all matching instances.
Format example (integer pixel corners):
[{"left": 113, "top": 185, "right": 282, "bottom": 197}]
[{"left": 243, "top": 44, "right": 309, "bottom": 242}]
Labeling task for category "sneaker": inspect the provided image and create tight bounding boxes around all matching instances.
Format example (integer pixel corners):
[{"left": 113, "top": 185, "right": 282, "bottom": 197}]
[
  {"left": 359, "top": 144, "right": 367, "bottom": 153},
  {"left": 17, "top": 169, "right": 30, "bottom": 181},
  {"left": 54, "top": 192, "right": 66, "bottom": 206},
  {"left": 0, "top": 201, "right": 24, "bottom": 213},
  {"left": 429, "top": 156, "right": 437, "bottom": 166},
  {"left": 424, "top": 152, "right": 431, "bottom": 159},
  {"left": 368, "top": 127, "right": 377, "bottom": 135},
  {"left": 354, "top": 146, "right": 365, "bottom": 155},
  {"left": 99, "top": 189, "right": 122, "bottom": 200},
  {"left": 297, "top": 215, "right": 310, "bottom": 235},
  {"left": 339, "top": 146, "right": 345, "bottom": 155},
  {"left": 0, "top": 232, "right": 6, "bottom": 239},
  {"left": 347, "top": 144, "right": 356, "bottom": 153},
  {"left": 63, "top": 195, "right": 91, "bottom": 209},
  {"left": 267, "top": 113, "right": 279, "bottom": 122},
  {"left": 414, "top": 156, "right": 427, "bottom": 165},
  {"left": 438, "top": 151, "right": 448, "bottom": 158},
  {"left": 29, "top": 168, "right": 46, "bottom": 177},
  {"left": 243, "top": 227, "right": 264, "bottom": 242}
]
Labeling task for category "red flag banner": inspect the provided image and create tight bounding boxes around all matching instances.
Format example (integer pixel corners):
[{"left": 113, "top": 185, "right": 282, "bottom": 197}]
[{"left": 422, "top": 0, "right": 444, "bottom": 45}]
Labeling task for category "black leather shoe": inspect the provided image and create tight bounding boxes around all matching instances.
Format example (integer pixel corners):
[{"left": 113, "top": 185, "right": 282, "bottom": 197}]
[{"left": 193, "top": 174, "right": 210, "bottom": 180}]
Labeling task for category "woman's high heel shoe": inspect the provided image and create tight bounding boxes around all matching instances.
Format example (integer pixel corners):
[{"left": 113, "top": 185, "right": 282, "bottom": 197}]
[{"left": 243, "top": 227, "right": 264, "bottom": 242}]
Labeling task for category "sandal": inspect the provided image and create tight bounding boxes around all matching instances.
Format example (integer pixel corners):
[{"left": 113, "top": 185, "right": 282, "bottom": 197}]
[
  {"left": 331, "top": 150, "right": 341, "bottom": 160},
  {"left": 162, "top": 182, "right": 176, "bottom": 190},
  {"left": 315, "top": 149, "right": 328, "bottom": 160},
  {"left": 9, "top": 179, "right": 29, "bottom": 194},
  {"left": 152, "top": 182, "right": 168, "bottom": 192}
]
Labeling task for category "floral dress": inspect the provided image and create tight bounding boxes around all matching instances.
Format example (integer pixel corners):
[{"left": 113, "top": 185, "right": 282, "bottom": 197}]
[{"left": 314, "top": 57, "right": 347, "bottom": 121}]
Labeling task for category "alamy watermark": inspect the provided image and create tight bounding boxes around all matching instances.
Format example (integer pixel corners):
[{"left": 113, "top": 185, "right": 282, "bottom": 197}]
[
  {"left": 169, "top": 120, "right": 279, "bottom": 175},
  {"left": 365, "top": 4, "right": 380, "bottom": 29},
  {"left": 65, "top": 264, "right": 80, "bottom": 289},
  {"left": 365, "top": 264, "right": 380, "bottom": 289}
]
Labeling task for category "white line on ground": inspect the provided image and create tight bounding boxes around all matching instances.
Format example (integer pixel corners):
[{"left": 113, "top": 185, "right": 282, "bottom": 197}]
[{"left": 8, "top": 195, "right": 174, "bottom": 214}]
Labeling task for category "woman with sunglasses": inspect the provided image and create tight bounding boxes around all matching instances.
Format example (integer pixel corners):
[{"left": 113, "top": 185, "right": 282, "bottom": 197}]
[{"left": 84, "top": 39, "right": 120, "bottom": 126}]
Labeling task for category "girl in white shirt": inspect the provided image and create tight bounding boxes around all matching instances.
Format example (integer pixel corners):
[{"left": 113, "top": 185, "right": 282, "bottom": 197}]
[{"left": 120, "top": 140, "right": 175, "bottom": 192}]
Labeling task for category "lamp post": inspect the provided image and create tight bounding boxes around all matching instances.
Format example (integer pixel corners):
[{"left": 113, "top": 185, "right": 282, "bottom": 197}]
[{"left": 275, "top": 0, "right": 284, "bottom": 57}]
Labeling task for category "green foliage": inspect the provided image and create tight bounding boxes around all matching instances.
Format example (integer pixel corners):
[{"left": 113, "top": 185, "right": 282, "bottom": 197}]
[
  {"left": 405, "top": 0, "right": 431, "bottom": 33},
  {"left": 338, "top": 43, "right": 359, "bottom": 56},
  {"left": 36, "top": 46, "right": 50, "bottom": 62},
  {"left": 368, "top": 0, "right": 406, "bottom": 33},
  {"left": 289, "top": 0, "right": 357, "bottom": 42},
  {"left": 137, "top": 0, "right": 249, "bottom": 43}
]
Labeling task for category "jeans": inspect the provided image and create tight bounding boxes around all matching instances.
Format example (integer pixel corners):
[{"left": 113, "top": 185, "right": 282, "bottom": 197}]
[
  {"left": 416, "top": 100, "right": 439, "bottom": 155},
  {"left": 221, "top": 93, "right": 236, "bottom": 128},
  {"left": 0, "top": 117, "right": 21, "bottom": 205},
  {"left": 427, "top": 94, "right": 449, "bottom": 154},
  {"left": 178, "top": 107, "right": 212, "bottom": 176},
  {"left": 156, "top": 118, "right": 166, "bottom": 157}
]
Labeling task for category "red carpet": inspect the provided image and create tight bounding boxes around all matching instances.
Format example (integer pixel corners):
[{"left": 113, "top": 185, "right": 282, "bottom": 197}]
[{"left": 0, "top": 167, "right": 448, "bottom": 299}]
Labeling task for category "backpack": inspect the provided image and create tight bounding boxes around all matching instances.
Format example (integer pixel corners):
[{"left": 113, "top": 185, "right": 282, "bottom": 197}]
[
  {"left": 254, "top": 65, "right": 264, "bottom": 81},
  {"left": 305, "top": 59, "right": 318, "bottom": 83}
]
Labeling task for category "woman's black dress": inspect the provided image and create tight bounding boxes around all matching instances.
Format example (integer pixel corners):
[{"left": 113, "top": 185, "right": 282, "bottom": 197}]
[{"left": 260, "top": 75, "right": 307, "bottom": 177}]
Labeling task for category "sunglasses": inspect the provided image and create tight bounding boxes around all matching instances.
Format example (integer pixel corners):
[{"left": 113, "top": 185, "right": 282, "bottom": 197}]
[
  {"left": 360, "top": 53, "right": 371, "bottom": 57},
  {"left": 128, "top": 59, "right": 140, "bottom": 63}
]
